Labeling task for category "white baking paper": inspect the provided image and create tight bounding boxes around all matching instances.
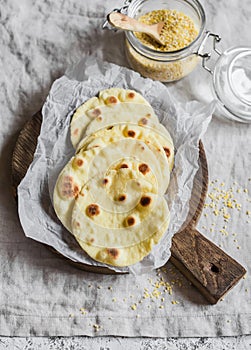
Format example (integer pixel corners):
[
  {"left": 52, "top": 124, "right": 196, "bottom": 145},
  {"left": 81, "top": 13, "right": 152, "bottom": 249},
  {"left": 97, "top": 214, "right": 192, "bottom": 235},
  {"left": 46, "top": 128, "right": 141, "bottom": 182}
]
[{"left": 18, "top": 56, "right": 215, "bottom": 274}]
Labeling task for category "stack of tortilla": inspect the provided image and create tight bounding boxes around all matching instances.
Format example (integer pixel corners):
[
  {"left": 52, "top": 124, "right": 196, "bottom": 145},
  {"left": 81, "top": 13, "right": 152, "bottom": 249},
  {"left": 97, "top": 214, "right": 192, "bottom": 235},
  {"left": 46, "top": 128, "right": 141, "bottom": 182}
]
[{"left": 53, "top": 88, "right": 174, "bottom": 267}]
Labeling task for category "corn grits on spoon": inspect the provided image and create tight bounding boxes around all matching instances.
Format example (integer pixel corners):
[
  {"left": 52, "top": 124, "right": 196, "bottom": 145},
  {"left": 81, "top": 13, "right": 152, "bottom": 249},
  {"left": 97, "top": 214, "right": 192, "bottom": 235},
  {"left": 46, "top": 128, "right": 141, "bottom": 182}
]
[{"left": 108, "top": 12, "right": 165, "bottom": 45}]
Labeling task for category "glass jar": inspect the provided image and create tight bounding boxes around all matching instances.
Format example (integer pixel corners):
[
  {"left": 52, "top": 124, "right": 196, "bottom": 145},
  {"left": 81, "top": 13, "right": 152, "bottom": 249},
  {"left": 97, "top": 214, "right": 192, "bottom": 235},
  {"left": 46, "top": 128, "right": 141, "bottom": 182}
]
[
  {"left": 103, "top": 1, "right": 251, "bottom": 122},
  {"left": 212, "top": 47, "right": 251, "bottom": 122},
  {"left": 123, "top": 0, "right": 206, "bottom": 82},
  {"left": 196, "top": 31, "right": 251, "bottom": 122}
]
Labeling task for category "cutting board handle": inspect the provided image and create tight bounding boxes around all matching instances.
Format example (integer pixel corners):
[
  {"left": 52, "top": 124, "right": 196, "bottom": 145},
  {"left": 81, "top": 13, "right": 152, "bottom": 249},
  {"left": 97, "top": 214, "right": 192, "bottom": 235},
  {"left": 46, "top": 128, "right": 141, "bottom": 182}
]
[{"left": 170, "top": 227, "right": 246, "bottom": 304}]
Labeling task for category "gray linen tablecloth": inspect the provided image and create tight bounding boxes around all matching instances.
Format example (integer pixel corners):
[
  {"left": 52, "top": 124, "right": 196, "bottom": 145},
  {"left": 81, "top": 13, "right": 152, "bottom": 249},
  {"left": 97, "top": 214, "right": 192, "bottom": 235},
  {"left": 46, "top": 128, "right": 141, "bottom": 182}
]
[{"left": 0, "top": 0, "right": 250, "bottom": 338}]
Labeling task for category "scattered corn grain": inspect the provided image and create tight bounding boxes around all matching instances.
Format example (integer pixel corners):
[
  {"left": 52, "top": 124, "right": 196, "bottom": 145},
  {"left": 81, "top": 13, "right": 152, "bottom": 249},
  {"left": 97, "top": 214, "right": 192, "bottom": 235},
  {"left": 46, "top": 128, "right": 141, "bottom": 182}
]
[
  {"left": 131, "top": 304, "right": 137, "bottom": 311},
  {"left": 80, "top": 308, "right": 87, "bottom": 315},
  {"left": 93, "top": 324, "right": 101, "bottom": 332}
]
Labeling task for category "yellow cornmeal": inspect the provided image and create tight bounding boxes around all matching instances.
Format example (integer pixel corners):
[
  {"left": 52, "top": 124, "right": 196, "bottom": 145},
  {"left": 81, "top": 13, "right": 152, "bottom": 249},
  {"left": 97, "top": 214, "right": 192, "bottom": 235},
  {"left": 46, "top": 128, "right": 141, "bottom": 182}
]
[
  {"left": 125, "top": 8, "right": 199, "bottom": 82},
  {"left": 135, "top": 9, "right": 198, "bottom": 51}
]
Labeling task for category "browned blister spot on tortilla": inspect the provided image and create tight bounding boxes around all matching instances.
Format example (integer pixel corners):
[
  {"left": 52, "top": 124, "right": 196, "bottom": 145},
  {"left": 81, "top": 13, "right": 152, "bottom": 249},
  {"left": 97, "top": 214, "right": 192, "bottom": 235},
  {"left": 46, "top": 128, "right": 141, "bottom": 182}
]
[
  {"left": 97, "top": 116, "right": 103, "bottom": 121},
  {"left": 61, "top": 175, "right": 79, "bottom": 198},
  {"left": 163, "top": 147, "right": 171, "bottom": 158},
  {"left": 107, "top": 125, "right": 114, "bottom": 130},
  {"left": 76, "top": 158, "right": 84, "bottom": 167},
  {"left": 127, "top": 216, "right": 135, "bottom": 226},
  {"left": 107, "top": 248, "right": 119, "bottom": 259},
  {"left": 73, "top": 128, "right": 79, "bottom": 136},
  {"left": 127, "top": 130, "right": 136, "bottom": 137},
  {"left": 118, "top": 194, "right": 126, "bottom": 201},
  {"left": 139, "top": 163, "right": 150, "bottom": 175},
  {"left": 89, "top": 238, "right": 95, "bottom": 243},
  {"left": 102, "top": 178, "right": 109, "bottom": 185},
  {"left": 92, "top": 108, "right": 101, "bottom": 116},
  {"left": 107, "top": 96, "right": 118, "bottom": 104},
  {"left": 86, "top": 204, "right": 100, "bottom": 217},
  {"left": 146, "top": 113, "right": 151, "bottom": 118},
  {"left": 120, "top": 163, "right": 129, "bottom": 169},
  {"left": 140, "top": 196, "right": 151, "bottom": 207},
  {"left": 128, "top": 92, "right": 135, "bottom": 99},
  {"left": 139, "top": 117, "right": 148, "bottom": 125}
]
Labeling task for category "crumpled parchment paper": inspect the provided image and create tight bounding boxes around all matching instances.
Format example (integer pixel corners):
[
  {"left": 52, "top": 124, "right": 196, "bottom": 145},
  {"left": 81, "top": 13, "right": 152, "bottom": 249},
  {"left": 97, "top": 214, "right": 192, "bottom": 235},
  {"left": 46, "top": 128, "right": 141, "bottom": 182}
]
[{"left": 18, "top": 56, "right": 215, "bottom": 274}]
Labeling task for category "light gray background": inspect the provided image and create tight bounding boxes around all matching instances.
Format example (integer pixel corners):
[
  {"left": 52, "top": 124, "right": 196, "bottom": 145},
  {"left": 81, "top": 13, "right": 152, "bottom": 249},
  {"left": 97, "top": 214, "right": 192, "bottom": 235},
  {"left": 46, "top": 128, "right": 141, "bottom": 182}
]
[{"left": 0, "top": 0, "right": 251, "bottom": 348}]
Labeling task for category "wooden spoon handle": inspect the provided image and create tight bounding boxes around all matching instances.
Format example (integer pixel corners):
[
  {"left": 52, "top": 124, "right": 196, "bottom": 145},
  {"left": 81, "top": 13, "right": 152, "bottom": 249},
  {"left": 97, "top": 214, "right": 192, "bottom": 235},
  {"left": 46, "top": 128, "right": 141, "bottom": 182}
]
[
  {"left": 108, "top": 12, "right": 151, "bottom": 33},
  {"left": 170, "top": 227, "right": 246, "bottom": 304}
]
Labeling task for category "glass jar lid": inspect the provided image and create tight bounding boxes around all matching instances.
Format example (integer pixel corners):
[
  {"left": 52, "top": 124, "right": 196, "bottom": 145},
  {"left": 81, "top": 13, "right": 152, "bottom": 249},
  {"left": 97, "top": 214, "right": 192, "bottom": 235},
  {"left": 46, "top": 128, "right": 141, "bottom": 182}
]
[{"left": 213, "top": 46, "right": 251, "bottom": 122}]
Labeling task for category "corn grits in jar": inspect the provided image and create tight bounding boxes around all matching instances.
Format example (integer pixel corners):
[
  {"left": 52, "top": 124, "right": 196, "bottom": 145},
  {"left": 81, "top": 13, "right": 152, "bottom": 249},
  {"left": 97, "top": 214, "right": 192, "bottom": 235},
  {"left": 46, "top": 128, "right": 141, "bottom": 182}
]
[{"left": 125, "top": 0, "right": 206, "bottom": 82}]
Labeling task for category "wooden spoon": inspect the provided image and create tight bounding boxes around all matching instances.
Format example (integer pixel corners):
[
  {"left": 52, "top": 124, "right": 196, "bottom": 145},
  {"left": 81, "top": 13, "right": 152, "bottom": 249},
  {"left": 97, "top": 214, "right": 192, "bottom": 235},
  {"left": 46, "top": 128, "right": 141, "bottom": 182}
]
[{"left": 108, "top": 12, "right": 165, "bottom": 45}]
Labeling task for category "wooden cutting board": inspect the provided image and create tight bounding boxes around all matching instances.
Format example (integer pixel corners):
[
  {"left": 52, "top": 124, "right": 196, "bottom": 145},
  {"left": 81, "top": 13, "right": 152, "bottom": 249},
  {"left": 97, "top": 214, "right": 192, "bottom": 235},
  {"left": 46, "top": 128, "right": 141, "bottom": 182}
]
[{"left": 12, "top": 111, "right": 246, "bottom": 304}]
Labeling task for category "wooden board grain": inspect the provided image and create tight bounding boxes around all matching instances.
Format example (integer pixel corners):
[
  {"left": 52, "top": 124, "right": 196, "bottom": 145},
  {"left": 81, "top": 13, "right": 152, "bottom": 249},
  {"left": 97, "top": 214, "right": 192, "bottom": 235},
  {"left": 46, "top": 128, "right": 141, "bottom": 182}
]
[
  {"left": 12, "top": 111, "right": 246, "bottom": 303},
  {"left": 170, "top": 228, "right": 247, "bottom": 304}
]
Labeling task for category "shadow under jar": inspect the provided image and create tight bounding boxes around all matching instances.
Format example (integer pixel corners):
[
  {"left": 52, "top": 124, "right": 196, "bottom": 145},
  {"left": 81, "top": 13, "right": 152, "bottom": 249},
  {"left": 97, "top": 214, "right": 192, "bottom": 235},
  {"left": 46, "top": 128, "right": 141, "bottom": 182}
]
[{"left": 125, "top": 0, "right": 206, "bottom": 82}]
